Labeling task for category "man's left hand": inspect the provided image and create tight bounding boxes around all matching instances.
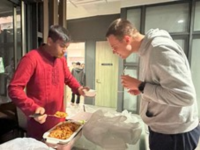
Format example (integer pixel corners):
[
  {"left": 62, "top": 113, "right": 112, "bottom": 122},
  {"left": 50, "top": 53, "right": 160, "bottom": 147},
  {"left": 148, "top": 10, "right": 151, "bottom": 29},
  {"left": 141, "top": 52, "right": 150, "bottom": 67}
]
[
  {"left": 128, "top": 89, "right": 141, "bottom": 95},
  {"left": 121, "top": 75, "right": 142, "bottom": 90}
]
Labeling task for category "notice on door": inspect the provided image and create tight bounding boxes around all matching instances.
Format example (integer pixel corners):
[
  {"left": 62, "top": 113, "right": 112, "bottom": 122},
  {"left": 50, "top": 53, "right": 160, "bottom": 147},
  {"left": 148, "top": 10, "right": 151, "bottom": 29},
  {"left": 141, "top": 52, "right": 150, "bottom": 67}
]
[
  {"left": 0, "top": 57, "right": 5, "bottom": 73},
  {"left": 101, "top": 63, "right": 113, "bottom": 66}
]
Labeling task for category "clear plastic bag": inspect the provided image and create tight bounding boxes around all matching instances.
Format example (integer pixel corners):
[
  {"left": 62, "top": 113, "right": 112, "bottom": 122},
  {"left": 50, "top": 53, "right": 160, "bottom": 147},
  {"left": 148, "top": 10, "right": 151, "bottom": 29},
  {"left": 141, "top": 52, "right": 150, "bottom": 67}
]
[{"left": 82, "top": 110, "right": 142, "bottom": 150}]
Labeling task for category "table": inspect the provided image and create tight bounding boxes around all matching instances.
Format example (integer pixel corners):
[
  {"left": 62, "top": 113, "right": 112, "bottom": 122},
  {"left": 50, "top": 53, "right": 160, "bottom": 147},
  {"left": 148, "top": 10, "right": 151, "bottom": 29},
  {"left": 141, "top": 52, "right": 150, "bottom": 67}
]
[
  {"left": 0, "top": 111, "right": 148, "bottom": 150},
  {"left": 45, "top": 105, "right": 148, "bottom": 150},
  {"left": 69, "top": 105, "right": 148, "bottom": 150}
]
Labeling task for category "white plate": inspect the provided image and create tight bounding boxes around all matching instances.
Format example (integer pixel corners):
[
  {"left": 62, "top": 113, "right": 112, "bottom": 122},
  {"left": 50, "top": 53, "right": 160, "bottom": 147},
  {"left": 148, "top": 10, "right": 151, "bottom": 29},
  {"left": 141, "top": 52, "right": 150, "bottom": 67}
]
[{"left": 84, "top": 89, "right": 96, "bottom": 97}]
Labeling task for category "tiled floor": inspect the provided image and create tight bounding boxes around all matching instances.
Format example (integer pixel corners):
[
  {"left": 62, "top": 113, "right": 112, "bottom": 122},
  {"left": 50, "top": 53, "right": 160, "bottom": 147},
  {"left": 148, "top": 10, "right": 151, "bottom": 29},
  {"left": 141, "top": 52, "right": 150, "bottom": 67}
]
[{"left": 66, "top": 86, "right": 85, "bottom": 104}]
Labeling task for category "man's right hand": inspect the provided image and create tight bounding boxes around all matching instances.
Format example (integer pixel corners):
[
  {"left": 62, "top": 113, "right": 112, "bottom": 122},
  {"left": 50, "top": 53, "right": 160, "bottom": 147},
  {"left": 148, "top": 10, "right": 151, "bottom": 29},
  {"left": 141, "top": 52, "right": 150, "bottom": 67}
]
[
  {"left": 34, "top": 107, "right": 47, "bottom": 124},
  {"left": 78, "top": 86, "right": 90, "bottom": 96}
]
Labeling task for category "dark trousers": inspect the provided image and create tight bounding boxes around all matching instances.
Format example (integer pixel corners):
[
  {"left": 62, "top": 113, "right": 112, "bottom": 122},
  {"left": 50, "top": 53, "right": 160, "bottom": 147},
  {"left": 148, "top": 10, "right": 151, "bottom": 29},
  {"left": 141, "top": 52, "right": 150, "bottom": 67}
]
[
  {"left": 149, "top": 125, "right": 200, "bottom": 150},
  {"left": 71, "top": 93, "right": 80, "bottom": 104}
]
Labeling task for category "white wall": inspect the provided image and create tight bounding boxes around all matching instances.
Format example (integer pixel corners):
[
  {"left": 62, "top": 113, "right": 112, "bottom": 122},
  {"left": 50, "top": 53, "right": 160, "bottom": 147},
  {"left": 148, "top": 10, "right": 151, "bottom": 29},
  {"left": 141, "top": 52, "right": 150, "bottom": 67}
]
[{"left": 67, "top": 42, "right": 85, "bottom": 67}]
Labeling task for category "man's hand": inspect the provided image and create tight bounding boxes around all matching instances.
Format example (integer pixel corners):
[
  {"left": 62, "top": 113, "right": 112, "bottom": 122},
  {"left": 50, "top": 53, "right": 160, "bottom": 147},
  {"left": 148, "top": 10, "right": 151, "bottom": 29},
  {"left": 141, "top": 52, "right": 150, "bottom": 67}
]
[
  {"left": 78, "top": 86, "right": 89, "bottom": 96},
  {"left": 34, "top": 107, "right": 47, "bottom": 124},
  {"left": 121, "top": 75, "right": 142, "bottom": 91},
  {"left": 128, "top": 89, "right": 141, "bottom": 95}
]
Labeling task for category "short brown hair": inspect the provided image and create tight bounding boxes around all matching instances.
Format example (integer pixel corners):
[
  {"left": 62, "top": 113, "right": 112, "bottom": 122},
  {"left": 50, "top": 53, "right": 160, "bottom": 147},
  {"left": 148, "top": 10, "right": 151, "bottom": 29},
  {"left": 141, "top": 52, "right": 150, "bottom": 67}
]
[{"left": 106, "top": 18, "right": 137, "bottom": 40}]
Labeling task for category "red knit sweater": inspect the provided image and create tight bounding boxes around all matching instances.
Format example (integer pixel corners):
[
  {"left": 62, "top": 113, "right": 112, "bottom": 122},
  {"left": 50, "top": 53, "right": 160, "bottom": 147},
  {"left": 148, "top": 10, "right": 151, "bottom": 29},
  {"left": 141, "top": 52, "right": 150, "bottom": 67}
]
[{"left": 8, "top": 45, "right": 80, "bottom": 140}]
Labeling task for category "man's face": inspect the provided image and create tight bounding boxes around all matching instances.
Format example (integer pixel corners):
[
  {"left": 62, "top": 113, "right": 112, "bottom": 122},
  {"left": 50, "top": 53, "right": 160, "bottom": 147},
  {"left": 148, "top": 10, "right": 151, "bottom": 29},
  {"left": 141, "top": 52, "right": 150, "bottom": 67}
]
[
  {"left": 107, "top": 35, "right": 132, "bottom": 59},
  {"left": 48, "top": 38, "right": 70, "bottom": 58}
]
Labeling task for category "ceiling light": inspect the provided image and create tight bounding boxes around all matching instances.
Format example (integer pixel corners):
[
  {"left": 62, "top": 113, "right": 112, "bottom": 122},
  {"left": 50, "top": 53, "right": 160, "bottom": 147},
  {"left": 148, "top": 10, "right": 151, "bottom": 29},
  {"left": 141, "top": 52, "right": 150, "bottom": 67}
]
[{"left": 178, "top": 20, "right": 184, "bottom": 23}]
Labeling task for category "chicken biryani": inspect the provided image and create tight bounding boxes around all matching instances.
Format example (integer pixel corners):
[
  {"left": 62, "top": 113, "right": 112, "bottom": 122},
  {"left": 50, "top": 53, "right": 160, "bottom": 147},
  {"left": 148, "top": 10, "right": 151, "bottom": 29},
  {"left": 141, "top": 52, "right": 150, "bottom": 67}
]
[
  {"left": 54, "top": 111, "right": 68, "bottom": 118},
  {"left": 48, "top": 122, "right": 81, "bottom": 140}
]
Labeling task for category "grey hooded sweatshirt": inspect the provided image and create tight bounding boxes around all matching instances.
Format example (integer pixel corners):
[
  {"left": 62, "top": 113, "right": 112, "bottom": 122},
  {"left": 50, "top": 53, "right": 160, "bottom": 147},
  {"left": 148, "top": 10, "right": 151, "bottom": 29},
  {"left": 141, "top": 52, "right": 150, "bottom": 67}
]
[
  {"left": 72, "top": 68, "right": 85, "bottom": 86},
  {"left": 138, "top": 29, "right": 199, "bottom": 134}
]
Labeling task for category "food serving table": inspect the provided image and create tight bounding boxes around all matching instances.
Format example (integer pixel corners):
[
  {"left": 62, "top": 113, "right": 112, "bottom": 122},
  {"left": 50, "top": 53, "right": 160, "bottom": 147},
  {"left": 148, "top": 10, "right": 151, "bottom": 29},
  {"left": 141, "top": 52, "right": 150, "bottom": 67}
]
[
  {"left": 45, "top": 104, "right": 149, "bottom": 150},
  {"left": 0, "top": 104, "right": 149, "bottom": 150}
]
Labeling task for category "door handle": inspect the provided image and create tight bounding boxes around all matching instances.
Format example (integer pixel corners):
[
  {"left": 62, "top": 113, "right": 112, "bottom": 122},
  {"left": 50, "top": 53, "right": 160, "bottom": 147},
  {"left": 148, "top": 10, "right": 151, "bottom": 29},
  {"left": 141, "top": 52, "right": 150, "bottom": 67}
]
[{"left": 96, "top": 79, "right": 101, "bottom": 83}]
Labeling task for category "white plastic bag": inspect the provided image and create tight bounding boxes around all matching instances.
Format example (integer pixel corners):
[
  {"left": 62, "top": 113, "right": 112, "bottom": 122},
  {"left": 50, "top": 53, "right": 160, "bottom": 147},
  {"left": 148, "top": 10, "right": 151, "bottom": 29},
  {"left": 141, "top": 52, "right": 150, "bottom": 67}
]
[
  {"left": 82, "top": 110, "right": 142, "bottom": 150},
  {"left": 0, "top": 138, "right": 53, "bottom": 150}
]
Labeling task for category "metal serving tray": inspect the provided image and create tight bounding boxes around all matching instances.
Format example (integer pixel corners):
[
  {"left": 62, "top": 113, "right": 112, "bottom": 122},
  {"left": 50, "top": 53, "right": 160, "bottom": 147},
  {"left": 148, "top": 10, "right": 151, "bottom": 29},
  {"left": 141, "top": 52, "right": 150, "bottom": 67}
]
[{"left": 43, "top": 121, "right": 83, "bottom": 144}]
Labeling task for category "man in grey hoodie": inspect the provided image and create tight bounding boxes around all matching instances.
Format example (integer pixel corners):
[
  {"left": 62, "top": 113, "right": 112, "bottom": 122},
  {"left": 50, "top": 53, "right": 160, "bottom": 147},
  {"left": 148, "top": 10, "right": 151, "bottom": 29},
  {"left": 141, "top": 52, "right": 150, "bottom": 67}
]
[
  {"left": 106, "top": 18, "right": 200, "bottom": 150},
  {"left": 71, "top": 62, "right": 85, "bottom": 104}
]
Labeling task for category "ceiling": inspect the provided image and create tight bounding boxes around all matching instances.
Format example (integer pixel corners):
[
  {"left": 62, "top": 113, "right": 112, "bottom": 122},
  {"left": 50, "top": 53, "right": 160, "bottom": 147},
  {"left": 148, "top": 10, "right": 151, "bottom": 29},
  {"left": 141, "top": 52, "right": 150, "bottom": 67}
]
[
  {"left": 67, "top": 0, "right": 177, "bottom": 20},
  {"left": 0, "top": 0, "right": 178, "bottom": 21}
]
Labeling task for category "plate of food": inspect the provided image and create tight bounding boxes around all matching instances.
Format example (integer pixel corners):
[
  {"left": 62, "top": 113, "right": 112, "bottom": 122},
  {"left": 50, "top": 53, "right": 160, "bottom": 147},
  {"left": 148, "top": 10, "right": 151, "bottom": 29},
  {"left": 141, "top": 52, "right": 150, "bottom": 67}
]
[
  {"left": 84, "top": 89, "right": 96, "bottom": 97},
  {"left": 43, "top": 121, "right": 83, "bottom": 144}
]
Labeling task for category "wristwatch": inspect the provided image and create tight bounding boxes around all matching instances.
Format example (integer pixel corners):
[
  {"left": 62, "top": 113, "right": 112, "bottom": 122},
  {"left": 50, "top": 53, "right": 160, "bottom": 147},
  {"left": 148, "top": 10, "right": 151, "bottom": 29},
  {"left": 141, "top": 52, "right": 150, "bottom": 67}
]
[{"left": 138, "top": 82, "right": 146, "bottom": 93}]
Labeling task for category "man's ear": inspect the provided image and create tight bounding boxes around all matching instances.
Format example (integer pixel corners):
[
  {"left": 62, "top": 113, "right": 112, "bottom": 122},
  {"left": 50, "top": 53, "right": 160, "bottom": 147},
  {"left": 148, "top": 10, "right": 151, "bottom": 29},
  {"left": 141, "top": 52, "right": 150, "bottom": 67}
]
[
  {"left": 124, "top": 35, "right": 131, "bottom": 44},
  {"left": 47, "top": 37, "right": 53, "bottom": 46},
  {"left": 124, "top": 35, "right": 132, "bottom": 51}
]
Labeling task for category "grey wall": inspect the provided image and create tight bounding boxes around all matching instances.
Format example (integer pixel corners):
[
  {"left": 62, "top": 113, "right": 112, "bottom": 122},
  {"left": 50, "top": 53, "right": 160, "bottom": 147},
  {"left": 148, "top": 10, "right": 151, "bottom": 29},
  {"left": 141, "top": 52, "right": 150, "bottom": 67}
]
[
  {"left": 67, "top": 14, "right": 120, "bottom": 105},
  {"left": 84, "top": 40, "right": 96, "bottom": 105},
  {"left": 67, "top": 14, "right": 120, "bottom": 41}
]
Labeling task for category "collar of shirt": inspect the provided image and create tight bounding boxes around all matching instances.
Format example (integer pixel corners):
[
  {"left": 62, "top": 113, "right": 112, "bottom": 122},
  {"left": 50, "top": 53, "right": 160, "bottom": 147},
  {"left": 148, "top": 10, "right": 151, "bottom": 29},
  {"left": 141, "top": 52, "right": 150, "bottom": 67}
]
[{"left": 38, "top": 43, "right": 56, "bottom": 62}]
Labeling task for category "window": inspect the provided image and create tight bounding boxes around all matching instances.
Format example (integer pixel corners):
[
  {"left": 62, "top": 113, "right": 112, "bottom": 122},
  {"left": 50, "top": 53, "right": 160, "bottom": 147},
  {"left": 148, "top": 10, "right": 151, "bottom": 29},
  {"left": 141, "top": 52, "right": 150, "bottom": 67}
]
[
  {"left": 174, "top": 39, "right": 185, "bottom": 50},
  {"left": 0, "top": 14, "right": 14, "bottom": 97},
  {"left": 127, "top": 9, "right": 141, "bottom": 31},
  {"left": 126, "top": 8, "right": 141, "bottom": 64},
  {"left": 191, "top": 38, "right": 200, "bottom": 118},
  {"left": 126, "top": 53, "right": 138, "bottom": 63},
  {"left": 123, "top": 68, "right": 138, "bottom": 112},
  {"left": 194, "top": 1, "right": 200, "bottom": 31},
  {"left": 145, "top": 3, "right": 189, "bottom": 33},
  {"left": 174, "top": 39, "right": 186, "bottom": 53}
]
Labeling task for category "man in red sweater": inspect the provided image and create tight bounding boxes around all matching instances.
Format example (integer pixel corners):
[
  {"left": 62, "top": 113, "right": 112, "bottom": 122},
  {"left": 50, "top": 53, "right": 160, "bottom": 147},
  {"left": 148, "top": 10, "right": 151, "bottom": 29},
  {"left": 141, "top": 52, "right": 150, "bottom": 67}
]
[{"left": 8, "top": 25, "right": 88, "bottom": 140}]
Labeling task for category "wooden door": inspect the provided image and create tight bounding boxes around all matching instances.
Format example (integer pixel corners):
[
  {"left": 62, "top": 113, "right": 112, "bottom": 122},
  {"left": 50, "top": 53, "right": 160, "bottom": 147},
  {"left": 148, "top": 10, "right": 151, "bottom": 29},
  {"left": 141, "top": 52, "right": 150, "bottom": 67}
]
[{"left": 95, "top": 41, "right": 118, "bottom": 108}]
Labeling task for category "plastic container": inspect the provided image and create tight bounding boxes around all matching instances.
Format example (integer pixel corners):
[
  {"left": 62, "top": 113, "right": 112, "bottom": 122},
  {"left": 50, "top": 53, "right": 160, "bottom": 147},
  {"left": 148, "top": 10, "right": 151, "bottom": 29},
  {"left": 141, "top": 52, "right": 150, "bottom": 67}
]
[
  {"left": 43, "top": 121, "right": 83, "bottom": 144},
  {"left": 84, "top": 89, "right": 96, "bottom": 97}
]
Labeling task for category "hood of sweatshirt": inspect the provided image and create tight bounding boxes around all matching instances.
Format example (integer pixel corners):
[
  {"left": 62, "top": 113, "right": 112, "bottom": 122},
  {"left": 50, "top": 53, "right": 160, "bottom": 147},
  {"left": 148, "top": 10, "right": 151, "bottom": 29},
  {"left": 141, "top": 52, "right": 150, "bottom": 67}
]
[
  {"left": 138, "top": 29, "right": 172, "bottom": 56},
  {"left": 74, "top": 68, "right": 83, "bottom": 73}
]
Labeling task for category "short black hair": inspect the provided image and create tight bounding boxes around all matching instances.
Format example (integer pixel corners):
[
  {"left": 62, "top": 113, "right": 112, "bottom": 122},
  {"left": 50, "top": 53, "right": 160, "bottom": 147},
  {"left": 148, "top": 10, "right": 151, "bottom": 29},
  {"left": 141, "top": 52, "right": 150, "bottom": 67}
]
[
  {"left": 76, "top": 62, "right": 81, "bottom": 66},
  {"left": 48, "top": 25, "right": 71, "bottom": 43},
  {"left": 106, "top": 18, "right": 137, "bottom": 40}
]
